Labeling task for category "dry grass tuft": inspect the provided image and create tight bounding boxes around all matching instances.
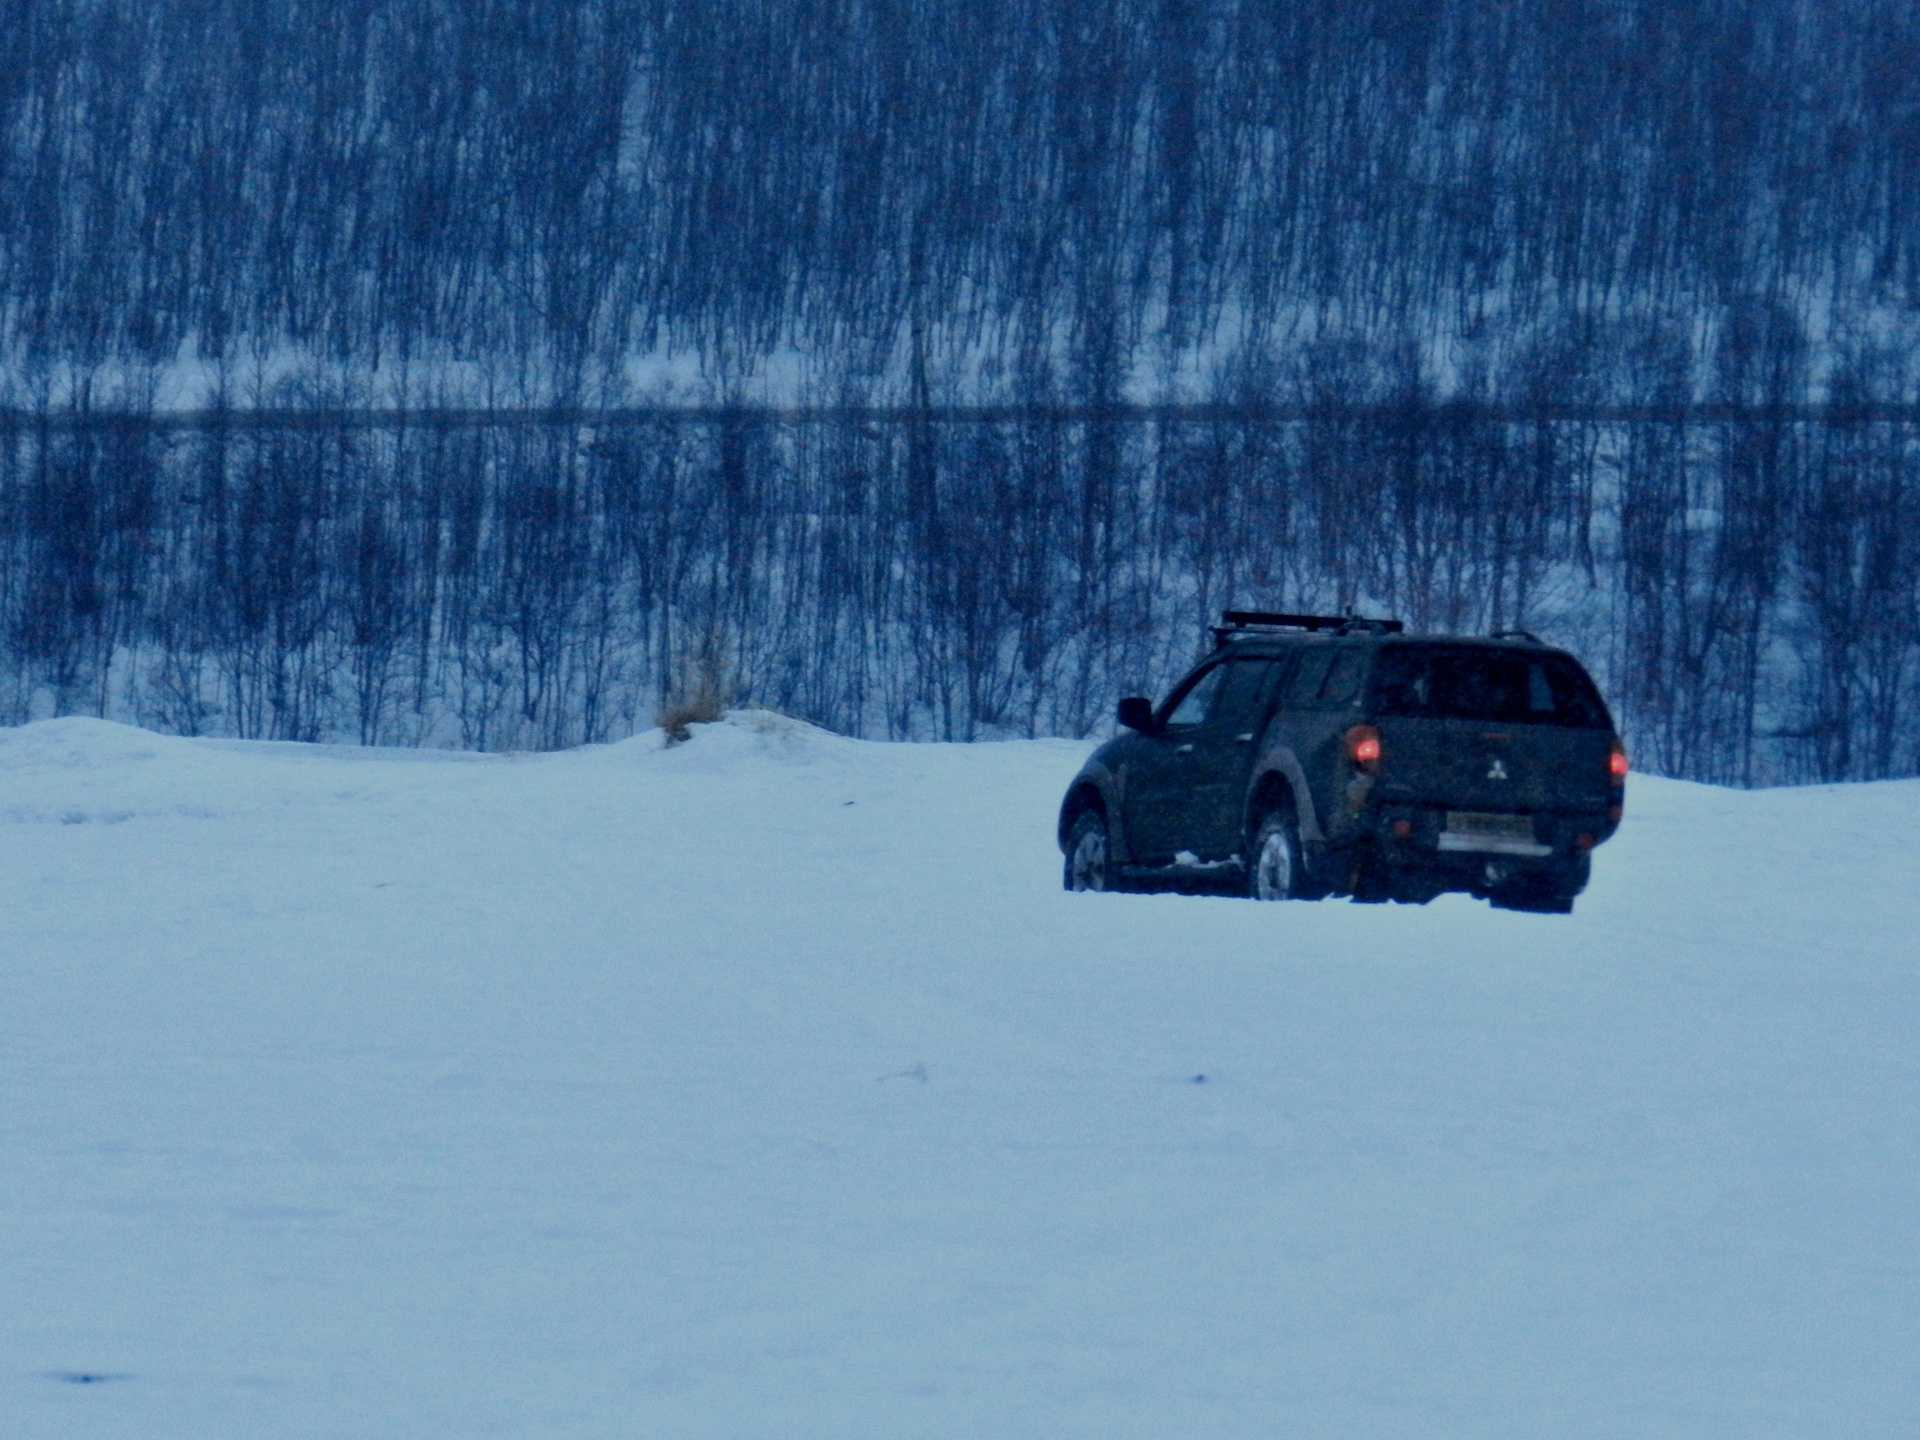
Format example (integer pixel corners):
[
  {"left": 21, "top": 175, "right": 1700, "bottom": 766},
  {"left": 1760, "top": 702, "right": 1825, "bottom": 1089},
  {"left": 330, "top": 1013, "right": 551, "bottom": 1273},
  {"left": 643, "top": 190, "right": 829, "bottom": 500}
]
[{"left": 656, "top": 630, "right": 732, "bottom": 745}]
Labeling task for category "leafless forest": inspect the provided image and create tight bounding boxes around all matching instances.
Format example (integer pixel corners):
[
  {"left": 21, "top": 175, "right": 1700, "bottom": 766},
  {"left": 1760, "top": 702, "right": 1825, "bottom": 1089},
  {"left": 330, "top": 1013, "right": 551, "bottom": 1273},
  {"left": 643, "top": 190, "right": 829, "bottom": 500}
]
[{"left": 3, "top": 0, "right": 1918, "bottom": 782}]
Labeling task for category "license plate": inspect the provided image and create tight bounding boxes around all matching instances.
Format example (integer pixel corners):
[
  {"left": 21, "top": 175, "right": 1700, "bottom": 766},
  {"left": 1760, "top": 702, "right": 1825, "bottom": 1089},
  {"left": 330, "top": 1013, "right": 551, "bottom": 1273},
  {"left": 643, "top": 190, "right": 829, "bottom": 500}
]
[{"left": 1438, "top": 811, "right": 1551, "bottom": 856}]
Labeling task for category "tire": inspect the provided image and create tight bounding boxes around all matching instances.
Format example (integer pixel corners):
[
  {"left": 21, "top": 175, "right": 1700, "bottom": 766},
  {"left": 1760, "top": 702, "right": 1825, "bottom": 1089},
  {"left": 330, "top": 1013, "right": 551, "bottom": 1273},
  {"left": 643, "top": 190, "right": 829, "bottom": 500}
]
[
  {"left": 1063, "top": 808, "right": 1114, "bottom": 892},
  {"left": 1488, "top": 863, "right": 1582, "bottom": 914},
  {"left": 1386, "top": 866, "right": 1445, "bottom": 905},
  {"left": 1249, "top": 808, "right": 1307, "bottom": 900}
]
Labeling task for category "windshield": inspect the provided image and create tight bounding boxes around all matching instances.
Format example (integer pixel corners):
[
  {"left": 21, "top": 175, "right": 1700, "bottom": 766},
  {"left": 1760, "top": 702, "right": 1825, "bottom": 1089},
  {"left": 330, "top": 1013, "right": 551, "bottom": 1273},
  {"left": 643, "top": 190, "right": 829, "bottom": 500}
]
[{"left": 1369, "top": 645, "right": 1612, "bottom": 729}]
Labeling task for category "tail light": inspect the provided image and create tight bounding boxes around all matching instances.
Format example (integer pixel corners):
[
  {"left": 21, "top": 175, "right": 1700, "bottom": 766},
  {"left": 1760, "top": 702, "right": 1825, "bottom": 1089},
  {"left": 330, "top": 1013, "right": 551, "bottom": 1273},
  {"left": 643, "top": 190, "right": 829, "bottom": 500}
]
[
  {"left": 1608, "top": 739, "right": 1629, "bottom": 784},
  {"left": 1346, "top": 724, "right": 1382, "bottom": 772}
]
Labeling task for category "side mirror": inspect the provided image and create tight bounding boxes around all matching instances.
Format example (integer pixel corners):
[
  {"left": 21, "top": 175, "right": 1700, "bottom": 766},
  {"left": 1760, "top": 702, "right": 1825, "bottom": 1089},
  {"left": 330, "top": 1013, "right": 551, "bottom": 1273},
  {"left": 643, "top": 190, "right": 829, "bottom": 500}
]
[{"left": 1117, "top": 696, "right": 1157, "bottom": 732}]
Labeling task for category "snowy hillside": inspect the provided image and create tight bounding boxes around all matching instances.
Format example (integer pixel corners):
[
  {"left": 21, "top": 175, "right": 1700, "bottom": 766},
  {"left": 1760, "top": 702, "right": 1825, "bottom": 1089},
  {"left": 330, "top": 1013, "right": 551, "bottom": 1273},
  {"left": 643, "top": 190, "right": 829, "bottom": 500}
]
[{"left": 5, "top": 712, "right": 1917, "bottom": 1438}]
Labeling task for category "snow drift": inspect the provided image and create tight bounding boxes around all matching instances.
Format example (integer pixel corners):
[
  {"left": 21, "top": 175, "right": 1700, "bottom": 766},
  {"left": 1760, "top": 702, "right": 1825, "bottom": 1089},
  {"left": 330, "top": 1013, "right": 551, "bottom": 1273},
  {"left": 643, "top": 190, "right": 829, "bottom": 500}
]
[{"left": 4, "top": 713, "right": 1917, "bottom": 1437}]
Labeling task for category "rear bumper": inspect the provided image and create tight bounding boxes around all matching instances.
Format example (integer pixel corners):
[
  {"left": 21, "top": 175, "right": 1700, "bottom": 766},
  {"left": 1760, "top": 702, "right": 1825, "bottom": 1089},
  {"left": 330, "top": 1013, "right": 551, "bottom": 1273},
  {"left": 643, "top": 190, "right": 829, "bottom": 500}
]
[
  {"left": 1366, "top": 803, "right": 1613, "bottom": 868},
  {"left": 1435, "top": 830, "right": 1552, "bottom": 857}
]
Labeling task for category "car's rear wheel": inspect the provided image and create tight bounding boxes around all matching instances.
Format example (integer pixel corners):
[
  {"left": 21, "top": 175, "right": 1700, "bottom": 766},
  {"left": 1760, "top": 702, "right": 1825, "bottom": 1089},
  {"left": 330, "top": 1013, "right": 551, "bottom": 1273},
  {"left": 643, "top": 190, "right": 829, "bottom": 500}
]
[
  {"left": 1488, "top": 860, "right": 1585, "bottom": 914},
  {"left": 1064, "top": 809, "right": 1113, "bottom": 892},
  {"left": 1249, "top": 809, "right": 1305, "bottom": 900}
]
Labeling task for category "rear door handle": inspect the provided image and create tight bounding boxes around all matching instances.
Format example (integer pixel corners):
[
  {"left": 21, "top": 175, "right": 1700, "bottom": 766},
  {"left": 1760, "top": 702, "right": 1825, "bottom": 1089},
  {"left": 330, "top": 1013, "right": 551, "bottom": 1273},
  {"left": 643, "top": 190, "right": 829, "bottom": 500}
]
[{"left": 1175, "top": 743, "right": 1194, "bottom": 755}]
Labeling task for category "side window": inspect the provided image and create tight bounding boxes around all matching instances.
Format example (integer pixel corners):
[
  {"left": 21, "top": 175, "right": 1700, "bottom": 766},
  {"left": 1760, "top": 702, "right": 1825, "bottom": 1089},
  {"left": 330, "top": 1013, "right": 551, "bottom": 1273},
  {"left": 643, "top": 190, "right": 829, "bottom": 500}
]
[
  {"left": 1284, "top": 649, "right": 1334, "bottom": 706},
  {"left": 1261, "top": 655, "right": 1295, "bottom": 709},
  {"left": 1163, "top": 664, "right": 1226, "bottom": 727},
  {"left": 1319, "top": 648, "right": 1369, "bottom": 707},
  {"left": 1211, "top": 658, "right": 1277, "bottom": 727}
]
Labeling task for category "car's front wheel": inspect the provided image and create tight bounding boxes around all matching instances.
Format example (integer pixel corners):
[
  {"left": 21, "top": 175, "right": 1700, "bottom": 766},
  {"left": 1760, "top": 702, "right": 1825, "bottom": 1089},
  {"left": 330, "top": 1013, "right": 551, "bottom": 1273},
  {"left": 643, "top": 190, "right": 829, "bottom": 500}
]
[
  {"left": 1064, "top": 809, "right": 1114, "bottom": 892},
  {"left": 1249, "top": 809, "right": 1305, "bottom": 900}
]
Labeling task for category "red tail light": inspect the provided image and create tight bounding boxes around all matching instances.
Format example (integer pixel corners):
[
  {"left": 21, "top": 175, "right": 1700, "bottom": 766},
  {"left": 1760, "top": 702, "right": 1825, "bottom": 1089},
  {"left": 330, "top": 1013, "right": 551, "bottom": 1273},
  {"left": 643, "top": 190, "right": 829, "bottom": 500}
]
[
  {"left": 1346, "top": 724, "right": 1382, "bottom": 771},
  {"left": 1608, "top": 740, "right": 1629, "bottom": 783}
]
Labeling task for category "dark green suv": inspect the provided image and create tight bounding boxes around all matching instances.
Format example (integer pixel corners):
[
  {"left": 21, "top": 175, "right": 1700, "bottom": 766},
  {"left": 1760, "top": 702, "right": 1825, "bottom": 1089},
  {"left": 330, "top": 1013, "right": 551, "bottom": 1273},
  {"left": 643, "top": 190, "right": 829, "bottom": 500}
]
[{"left": 1057, "top": 612, "right": 1626, "bottom": 913}]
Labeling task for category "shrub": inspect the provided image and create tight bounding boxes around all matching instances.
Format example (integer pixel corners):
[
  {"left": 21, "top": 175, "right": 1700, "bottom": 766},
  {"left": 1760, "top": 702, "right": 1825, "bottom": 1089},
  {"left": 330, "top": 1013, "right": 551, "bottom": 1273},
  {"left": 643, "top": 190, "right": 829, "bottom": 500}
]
[{"left": 656, "top": 630, "right": 732, "bottom": 745}]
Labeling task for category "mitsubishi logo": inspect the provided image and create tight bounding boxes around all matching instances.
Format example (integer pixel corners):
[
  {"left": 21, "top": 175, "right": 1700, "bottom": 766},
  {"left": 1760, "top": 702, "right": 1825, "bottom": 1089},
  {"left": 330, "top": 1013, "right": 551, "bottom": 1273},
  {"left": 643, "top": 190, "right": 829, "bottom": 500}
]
[{"left": 1486, "top": 757, "right": 1510, "bottom": 780}]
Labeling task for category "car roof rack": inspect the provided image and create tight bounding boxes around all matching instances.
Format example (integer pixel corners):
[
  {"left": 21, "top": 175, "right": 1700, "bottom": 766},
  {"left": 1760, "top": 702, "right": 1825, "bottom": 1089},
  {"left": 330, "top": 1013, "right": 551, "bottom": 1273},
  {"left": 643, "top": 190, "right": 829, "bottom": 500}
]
[{"left": 1212, "top": 609, "right": 1406, "bottom": 648}]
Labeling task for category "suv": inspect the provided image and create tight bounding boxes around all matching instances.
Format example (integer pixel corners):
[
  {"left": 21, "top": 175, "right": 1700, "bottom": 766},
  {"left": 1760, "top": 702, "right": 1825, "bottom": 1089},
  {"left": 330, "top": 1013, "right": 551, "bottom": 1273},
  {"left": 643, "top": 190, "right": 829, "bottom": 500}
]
[{"left": 1057, "top": 612, "right": 1626, "bottom": 913}]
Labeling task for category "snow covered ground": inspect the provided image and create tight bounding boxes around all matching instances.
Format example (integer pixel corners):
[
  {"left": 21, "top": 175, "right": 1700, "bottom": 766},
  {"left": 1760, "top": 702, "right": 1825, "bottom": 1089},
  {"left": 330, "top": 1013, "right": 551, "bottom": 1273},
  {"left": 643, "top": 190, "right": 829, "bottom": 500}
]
[{"left": 4, "top": 711, "right": 1917, "bottom": 1439}]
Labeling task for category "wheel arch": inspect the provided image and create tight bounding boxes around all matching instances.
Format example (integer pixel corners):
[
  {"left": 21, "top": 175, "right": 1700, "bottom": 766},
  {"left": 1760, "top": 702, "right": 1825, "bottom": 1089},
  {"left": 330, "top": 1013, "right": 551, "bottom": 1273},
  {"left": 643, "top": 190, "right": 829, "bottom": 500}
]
[
  {"left": 1248, "top": 769, "right": 1294, "bottom": 821},
  {"left": 1243, "top": 753, "right": 1322, "bottom": 843},
  {"left": 1057, "top": 778, "right": 1109, "bottom": 851}
]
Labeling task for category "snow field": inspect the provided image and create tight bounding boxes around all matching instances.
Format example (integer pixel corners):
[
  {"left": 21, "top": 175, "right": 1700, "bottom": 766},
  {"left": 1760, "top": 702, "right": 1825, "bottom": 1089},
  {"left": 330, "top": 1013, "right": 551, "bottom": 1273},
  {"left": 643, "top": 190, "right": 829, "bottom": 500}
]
[{"left": 3, "top": 712, "right": 1917, "bottom": 1438}]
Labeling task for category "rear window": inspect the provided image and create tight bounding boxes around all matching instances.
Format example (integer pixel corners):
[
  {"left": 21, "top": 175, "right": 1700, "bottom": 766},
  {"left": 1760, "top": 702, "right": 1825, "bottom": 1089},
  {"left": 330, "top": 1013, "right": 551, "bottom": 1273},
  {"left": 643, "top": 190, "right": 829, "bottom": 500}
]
[{"left": 1369, "top": 646, "right": 1612, "bottom": 729}]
